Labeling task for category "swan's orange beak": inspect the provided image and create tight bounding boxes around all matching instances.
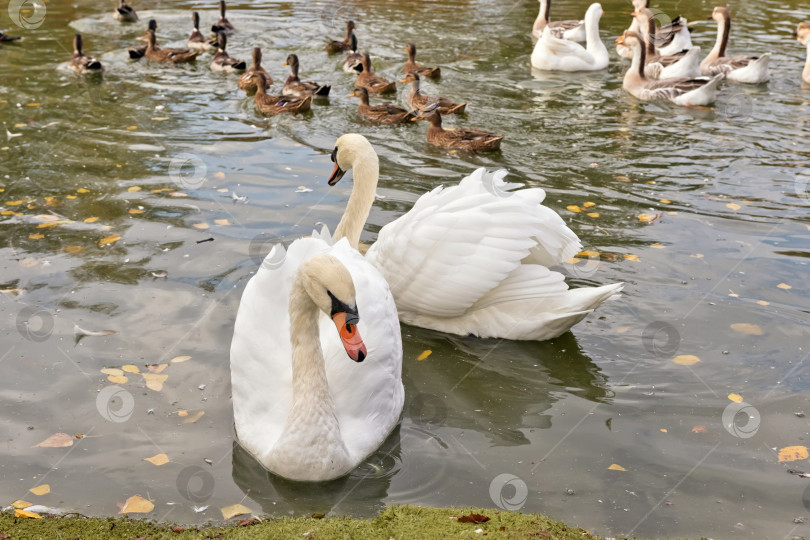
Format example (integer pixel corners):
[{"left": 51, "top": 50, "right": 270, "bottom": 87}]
[{"left": 332, "top": 312, "right": 366, "bottom": 362}]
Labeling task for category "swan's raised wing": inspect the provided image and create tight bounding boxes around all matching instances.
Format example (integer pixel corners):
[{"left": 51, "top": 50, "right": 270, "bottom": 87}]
[{"left": 366, "top": 168, "right": 581, "bottom": 319}]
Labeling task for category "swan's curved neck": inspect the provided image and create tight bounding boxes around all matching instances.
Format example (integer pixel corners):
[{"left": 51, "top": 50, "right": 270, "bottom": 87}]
[{"left": 334, "top": 147, "right": 379, "bottom": 250}]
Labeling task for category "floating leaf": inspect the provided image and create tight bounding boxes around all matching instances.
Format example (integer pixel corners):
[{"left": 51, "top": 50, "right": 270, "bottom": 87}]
[
  {"left": 76, "top": 188, "right": 90, "bottom": 194},
  {"left": 152, "top": 116, "right": 169, "bottom": 121},
  {"left": 214, "top": 172, "right": 226, "bottom": 180},
  {"left": 118, "top": 495, "right": 153, "bottom": 514},
  {"left": 577, "top": 250, "right": 600, "bottom": 258},
  {"left": 730, "top": 323, "right": 763, "bottom": 336},
  {"left": 129, "top": 209, "right": 144, "bottom": 214},
  {"left": 169, "top": 192, "right": 188, "bottom": 197},
  {"left": 144, "top": 453, "right": 169, "bottom": 466},
  {"left": 183, "top": 411, "right": 205, "bottom": 424},
  {"left": 673, "top": 355, "right": 700, "bottom": 366},
  {"left": 778, "top": 446, "right": 809, "bottom": 463},
  {"left": 416, "top": 350, "right": 432, "bottom": 361},
  {"left": 728, "top": 394, "right": 743, "bottom": 403},
  {"left": 127, "top": 186, "right": 142, "bottom": 192},
  {"left": 659, "top": 199, "right": 671, "bottom": 204},
  {"left": 171, "top": 355, "right": 191, "bottom": 363},
  {"left": 583, "top": 202, "right": 596, "bottom": 208},
  {"left": 608, "top": 464, "right": 626, "bottom": 471},
  {"left": 98, "top": 234, "right": 121, "bottom": 246},
  {"left": 638, "top": 213, "right": 661, "bottom": 224},
  {"left": 193, "top": 223, "right": 209, "bottom": 230},
  {"left": 622, "top": 254, "right": 639, "bottom": 261},
  {"left": 28, "top": 233, "right": 44, "bottom": 240},
  {"left": 6, "top": 200, "right": 23, "bottom": 206},
  {"left": 66, "top": 195, "right": 77, "bottom": 199},
  {"left": 566, "top": 205, "right": 581, "bottom": 213},
  {"left": 142, "top": 373, "right": 168, "bottom": 392},
  {"left": 777, "top": 283, "right": 792, "bottom": 290},
  {"left": 14, "top": 509, "right": 41, "bottom": 519},
  {"left": 25, "top": 103, "right": 41, "bottom": 107},
  {"left": 221, "top": 504, "right": 253, "bottom": 520},
  {"left": 214, "top": 219, "right": 231, "bottom": 226},
  {"left": 83, "top": 217, "right": 99, "bottom": 223},
  {"left": 65, "top": 245, "right": 83, "bottom": 253},
  {"left": 146, "top": 363, "right": 168, "bottom": 374},
  {"left": 29, "top": 484, "right": 50, "bottom": 496},
  {"left": 726, "top": 203, "right": 741, "bottom": 210},
  {"left": 33, "top": 433, "right": 74, "bottom": 448},
  {"left": 126, "top": 126, "right": 138, "bottom": 131},
  {"left": 692, "top": 425, "right": 708, "bottom": 433},
  {"left": 660, "top": 428, "right": 668, "bottom": 433},
  {"left": 177, "top": 410, "right": 188, "bottom": 417},
  {"left": 12, "top": 500, "right": 33, "bottom": 509},
  {"left": 586, "top": 212, "right": 599, "bottom": 218},
  {"left": 756, "top": 300, "right": 770, "bottom": 306},
  {"left": 650, "top": 243, "right": 665, "bottom": 249},
  {"left": 217, "top": 188, "right": 229, "bottom": 193},
  {"left": 0, "top": 289, "right": 24, "bottom": 294},
  {"left": 122, "top": 364, "right": 140, "bottom": 374}
]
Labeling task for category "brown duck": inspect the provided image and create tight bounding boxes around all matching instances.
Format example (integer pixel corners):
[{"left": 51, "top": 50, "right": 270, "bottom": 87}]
[
  {"left": 403, "top": 43, "right": 440, "bottom": 78},
  {"left": 401, "top": 73, "right": 465, "bottom": 115},
  {"left": 282, "top": 54, "right": 331, "bottom": 98},
  {"left": 145, "top": 29, "right": 198, "bottom": 63},
  {"left": 414, "top": 108, "right": 503, "bottom": 153},
  {"left": 253, "top": 73, "right": 312, "bottom": 116},
  {"left": 349, "top": 87, "right": 416, "bottom": 124},
  {"left": 356, "top": 53, "right": 396, "bottom": 94},
  {"left": 128, "top": 18, "right": 155, "bottom": 59},
  {"left": 211, "top": 0, "right": 235, "bottom": 34},
  {"left": 210, "top": 32, "right": 246, "bottom": 72},
  {"left": 239, "top": 47, "right": 272, "bottom": 93},
  {"left": 69, "top": 34, "right": 103, "bottom": 74},
  {"left": 188, "top": 12, "right": 213, "bottom": 52},
  {"left": 325, "top": 20, "right": 355, "bottom": 53}
]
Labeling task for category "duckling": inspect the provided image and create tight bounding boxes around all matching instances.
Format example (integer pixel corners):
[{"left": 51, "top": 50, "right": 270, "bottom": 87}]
[
  {"left": 188, "top": 12, "right": 214, "bottom": 52},
  {"left": 115, "top": 0, "right": 138, "bottom": 22},
  {"left": 0, "top": 30, "right": 21, "bottom": 42},
  {"left": 326, "top": 20, "right": 355, "bottom": 53},
  {"left": 348, "top": 87, "right": 416, "bottom": 124},
  {"left": 211, "top": 0, "right": 235, "bottom": 34},
  {"left": 414, "top": 107, "right": 503, "bottom": 153},
  {"left": 356, "top": 53, "right": 396, "bottom": 94},
  {"left": 401, "top": 73, "right": 466, "bottom": 115},
  {"left": 282, "top": 54, "right": 330, "bottom": 98},
  {"left": 128, "top": 18, "right": 156, "bottom": 59},
  {"left": 700, "top": 7, "right": 770, "bottom": 83},
  {"left": 69, "top": 34, "right": 104, "bottom": 74},
  {"left": 210, "top": 32, "right": 245, "bottom": 72},
  {"left": 403, "top": 43, "right": 440, "bottom": 78},
  {"left": 343, "top": 34, "right": 363, "bottom": 73},
  {"left": 145, "top": 28, "right": 198, "bottom": 64},
  {"left": 239, "top": 47, "right": 272, "bottom": 93},
  {"left": 252, "top": 72, "right": 312, "bottom": 116}
]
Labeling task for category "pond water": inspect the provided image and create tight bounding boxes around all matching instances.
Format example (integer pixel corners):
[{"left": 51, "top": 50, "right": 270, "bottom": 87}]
[{"left": 1, "top": 0, "right": 809, "bottom": 537}]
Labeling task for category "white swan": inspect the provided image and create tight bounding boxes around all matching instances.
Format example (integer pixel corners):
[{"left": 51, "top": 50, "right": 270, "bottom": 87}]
[
  {"left": 326, "top": 134, "right": 623, "bottom": 342},
  {"left": 531, "top": 3, "right": 608, "bottom": 72},
  {"left": 532, "top": 0, "right": 585, "bottom": 43},
  {"left": 230, "top": 234, "right": 403, "bottom": 482},
  {"left": 700, "top": 7, "right": 770, "bottom": 83}
]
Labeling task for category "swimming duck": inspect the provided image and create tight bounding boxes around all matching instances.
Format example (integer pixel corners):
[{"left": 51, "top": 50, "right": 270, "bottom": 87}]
[
  {"left": 0, "top": 30, "right": 21, "bottom": 42},
  {"left": 252, "top": 73, "right": 312, "bottom": 115},
  {"left": 115, "top": 0, "right": 138, "bottom": 22},
  {"left": 343, "top": 34, "right": 363, "bottom": 73},
  {"left": 348, "top": 87, "right": 416, "bottom": 124},
  {"left": 210, "top": 32, "right": 245, "bottom": 72},
  {"left": 128, "top": 18, "right": 156, "bottom": 59},
  {"left": 145, "top": 28, "right": 198, "bottom": 64},
  {"left": 239, "top": 47, "right": 272, "bottom": 93},
  {"left": 401, "top": 73, "right": 466, "bottom": 115},
  {"left": 532, "top": 0, "right": 585, "bottom": 42},
  {"left": 326, "top": 20, "right": 355, "bottom": 53},
  {"left": 531, "top": 3, "right": 608, "bottom": 72},
  {"left": 69, "top": 34, "right": 103, "bottom": 73},
  {"left": 283, "top": 54, "right": 331, "bottom": 98},
  {"left": 700, "top": 7, "right": 770, "bottom": 83},
  {"left": 617, "top": 31, "right": 722, "bottom": 106},
  {"left": 403, "top": 43, "right": 440, "bottom": 78},
  {"left": 634, "top": 8, "right": 700, "bottom": 79},
  {"left": 356, "top": 53, "right": 396, "bottom": 94},
  {"left": 211, "top": 0, "right": 235, "bottom": 34},
  {"left": 414, "top": 107, "right": 503, "bottom": 153},
  {"left": 188, "top": 12, "right": 214, "bottom": 52}
]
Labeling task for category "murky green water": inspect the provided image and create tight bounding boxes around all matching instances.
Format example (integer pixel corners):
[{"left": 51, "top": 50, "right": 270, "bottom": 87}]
[{"left": 1, "top": 0, "right": 809, "bottom": 537}]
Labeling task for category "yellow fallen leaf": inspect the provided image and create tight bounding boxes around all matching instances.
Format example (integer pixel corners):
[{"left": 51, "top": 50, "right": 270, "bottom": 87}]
[
  {"left": 565, "top": 257, "right": 580, "bottom": 264},
  {"left": 33, "top": 433, "right": 74, "bottom": 448},
  {"left": 730, "top": 323, "right": 763, "bottom": 336},
  {"left": 607, "top": 464, "right": 626, "bottom": 471},
  {"left": 101, "top": 367, "right": 123, "bottom": 376},
  {"left": 14, "top": 123, "right": 26, "bottom": 128},
  {"left": 36, "top": 220, "right": 71, "bottom": 229},
  {"left": 577, "top": 250, "right": 600, "bottom": 258},
  {"left": 183, "top": 411, "right": 205, "bottom": 424},
  {"left": 726, "top": 203, "right": 741, "bottom": 210},
  {"left": 728, "top": 393, "right": 743, "bottom": 403},
  {"left": 756, "top": 300, "right": 769, "bottom": 306},
  {"left": 118, "top": 494, "right": 153, "bottom": 514},
  {"left": 126, "top": 126, "right": 138, "bottom": 131},
  {"left": 129, "top": 209, "right": 144, "bottom": 214},
  {"left": 614, "top": 175, "right": 631, "bottom": 182},
  {"left": 416, "top": 350, "right": 432, "bottom": 361},
  {"left": 142, "top": 373, "right": 168, "bottom": 392},
  {"left": 583, "top": 202, "right": 596, "bottom": 208},
  {"left": 673, "top": 355, "right": 700, "bottom": 366},
  {"left": 214, "top": 172, "right": 226, "bottom": 180},
  {"left": 622, "top": 254, "right": 639, "bottom": 261},
  {"left": 146, "top": 363, "right": 168, "bottom": 374},
  {"left": 1, "top": 210, "right": 13, "bottom": 215},
  {"left": 83, "top": 217, "right": 99, "bottom": 223},
  {"left": 76, "top": 188, "right": 90, "bottom": 194},
  {"left": 566, "top": 205, "right": 581, "bottom": 213},
  {"left": 122, "top": 364, "right": 140, "bottom": 374},
  {"left": 778, "top": 446, "right": 809, "bottom": 463},
  {"left": 169, "top": 192, "right": 188, "bottom": 197},
  {"left": 214, "top": 219, "right": 231, "bottom": 226},
  {"left": 66, "top": 195, "right": 77, "bottom": 199},
  {"left": 144, "top": 453, "right": 170, "bottom": 466},
  {"left": 217, "top": 188, "right": 229, "bottom": 193},
  {"left": 659, "top": 199, "right": 671, "bottom": 204},
  {"left": 193, "top": 223, "right": 209, "bottom": 230},
  {"left": 127, "top": 186, "right": 142, "bottom": 192},
  {"left": 692, "top": 425, "right": 708, "bottom": 433},
  {"left": 15, "top": 509, "right": 42, "bottom": 519},
  {"left": 650, "top": 243, "right": 665, "bottom": 249},
  {"left": 28, "top": 233, "right": 44, "bottom": 240},
  {"left": 177, "top": 410, "right": 188, "bottom": 417},
  {"left": 171, "top": 355, "right": 191, "bottom": 363},
  {"left": 660, "top": 428, "right": 667, "bottom": 433},
  {"left": 221, "top": 503, "right": 253, "bottom": 520},
  {"left": 6, "top": 200, "right": 23, "bottom": 206},
  {"left": 586, "top": 212, "right": 600, "bottom": 218},
  {"left": 12, "top": 500, "right": 33, "bottom": 509},
  {"left": 0, "top": 289, "right": 24, "bottom": 294},
  {"left": 29, "top": 484, "right": 50, "bottom": 496},
  {"left": 638, "top": 213, "right": 657, "bottom": 223},
  {"left": 99, "top": 234, "right": 121, "bottom": 246},
  {"left": 65, "top": 245, "right": 84, "bottom": 253},
  {"left": 108, "top": 375, "right": 128, "bottom": 384},
  {"left": 25, "top": 102, "right": 41, "bottom": 107},
  {"left": 777, "top": 283, "right": 792, "bottom": 290}
]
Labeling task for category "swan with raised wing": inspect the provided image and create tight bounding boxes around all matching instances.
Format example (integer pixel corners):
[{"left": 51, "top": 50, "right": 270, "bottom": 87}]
[{"left": 531, "top": 3, "right": 608, "bottom": 72}]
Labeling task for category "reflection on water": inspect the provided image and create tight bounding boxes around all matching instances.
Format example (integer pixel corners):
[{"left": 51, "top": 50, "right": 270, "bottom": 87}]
[{"left": 1, "top": 0, "right": 809, "bottom": 537}]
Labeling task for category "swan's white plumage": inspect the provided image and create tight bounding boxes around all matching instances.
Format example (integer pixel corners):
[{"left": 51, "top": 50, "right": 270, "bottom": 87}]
[
  {"left": 230, "top": 234, "right": 403, "bottom": 480},
  {"left": 531, "top": 4, "right": 608, "bottom": 72}
]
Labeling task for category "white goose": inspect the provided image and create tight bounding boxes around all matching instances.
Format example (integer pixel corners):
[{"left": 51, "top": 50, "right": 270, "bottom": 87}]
[
  {"left": 325, "top": 134, "right": 623, "bottom": 342},
  {"left": 230, "top": 235, "right": 403, "bottom": 481},
  {"left": 532, "top": 0, "right": 585, "bottom": 42},
  {"left": 635, "top": 8, "right": 701, "bottom": 79},
  {"left": 617, "top": 0, "right": 692, "bottom": 59},
  {"left": 700, "top": 7, "right": 770, "bottom": 83},
  {"left": 531, "top": 3, "right": 608, "bottom": 72}
]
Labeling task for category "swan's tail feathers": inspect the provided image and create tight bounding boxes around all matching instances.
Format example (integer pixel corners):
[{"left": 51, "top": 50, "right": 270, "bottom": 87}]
[
  {"left": 558, "top": 282, "right": 624, "bottom": 314},
  {"left": 464, "top": 167, "right": 525, "bottom": 196},
  {"left": 311, "top": 224, "right": 334, "bottom": 244},
  {"left": 527, "top": 206, "right": 583, "bottom": 267}
]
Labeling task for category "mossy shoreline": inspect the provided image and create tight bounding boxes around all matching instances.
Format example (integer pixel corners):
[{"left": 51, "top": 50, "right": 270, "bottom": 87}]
[{"left": 0, "top": 505, "right": 681, "bottom": 539}]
